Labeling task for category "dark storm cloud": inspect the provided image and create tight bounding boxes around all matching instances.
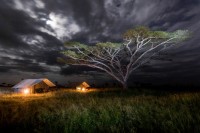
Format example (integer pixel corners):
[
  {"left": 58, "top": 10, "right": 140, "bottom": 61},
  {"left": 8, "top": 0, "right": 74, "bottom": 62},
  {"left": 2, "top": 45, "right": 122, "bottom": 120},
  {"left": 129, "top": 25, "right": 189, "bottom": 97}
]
[
  {"left": 60, "top": 66, "right": 98, "bottom": 76},
  {"left": 0, "top": 56, "right": 46, "bottom": 72},
  {"left": 0, "top": 9, "right": 29, "bottom": 48},
  {"left": 0, "top": 66, "right": 10, "bottom": 73},
  {"left": 0, "top": 0, "right": 200, "bottom": 85}
]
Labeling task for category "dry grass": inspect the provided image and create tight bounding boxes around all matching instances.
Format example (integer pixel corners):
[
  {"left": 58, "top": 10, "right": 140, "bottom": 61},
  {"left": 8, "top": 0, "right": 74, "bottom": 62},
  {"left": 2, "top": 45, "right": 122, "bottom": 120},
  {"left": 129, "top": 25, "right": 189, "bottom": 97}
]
[{"left": 0, "top": 88, "right": 200, "bottom": 133}]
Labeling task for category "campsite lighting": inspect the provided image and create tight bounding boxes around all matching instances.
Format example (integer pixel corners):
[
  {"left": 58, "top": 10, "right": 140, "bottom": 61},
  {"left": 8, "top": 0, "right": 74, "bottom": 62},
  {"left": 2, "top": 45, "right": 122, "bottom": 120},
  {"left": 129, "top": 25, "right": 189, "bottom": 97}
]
[
  {"left": 82, "top": 87, "right": 86, "bottom": 91},
  {"left": 76, "top": 87, "right": 81, "bottom": 90},
  {"left": 76, "top": 87, "right": 88, "bottom": 92},
  {"left": 23, "top": 88, "right": 30, "bottom": 94},
  {"left": 76, "top": 82, "right": 90, "bottom": 91}
]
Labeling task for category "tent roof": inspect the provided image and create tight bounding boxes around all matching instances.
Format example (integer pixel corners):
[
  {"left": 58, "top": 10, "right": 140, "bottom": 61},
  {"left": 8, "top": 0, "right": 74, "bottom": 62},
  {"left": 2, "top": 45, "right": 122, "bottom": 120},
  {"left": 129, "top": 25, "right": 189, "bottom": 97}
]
[
  {"left": 79, "top": 82, "right": 90, "bottom": 88},
  {"left": 12, "top": 78, "right": 56, "bottom": 89}
]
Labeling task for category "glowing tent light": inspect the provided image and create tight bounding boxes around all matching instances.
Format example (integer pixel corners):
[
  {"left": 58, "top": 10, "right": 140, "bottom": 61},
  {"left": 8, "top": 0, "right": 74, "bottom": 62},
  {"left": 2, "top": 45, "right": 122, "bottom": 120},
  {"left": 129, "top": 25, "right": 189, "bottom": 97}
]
[
  {"left": 76, "top": 82, "right": 90, "bottom": 91},
  {"left": 76, "top": 87, "right": 81, "bottom": 90},
  {"left": 23, "top": 88, "right": 30, "bottom": 94}
]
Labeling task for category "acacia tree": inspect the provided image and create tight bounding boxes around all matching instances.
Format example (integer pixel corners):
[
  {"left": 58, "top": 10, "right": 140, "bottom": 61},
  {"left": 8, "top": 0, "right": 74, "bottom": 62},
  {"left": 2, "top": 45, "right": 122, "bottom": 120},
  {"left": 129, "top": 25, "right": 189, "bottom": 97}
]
[{"left": 60, "top": 26, "right": 189, "bottom": 89}]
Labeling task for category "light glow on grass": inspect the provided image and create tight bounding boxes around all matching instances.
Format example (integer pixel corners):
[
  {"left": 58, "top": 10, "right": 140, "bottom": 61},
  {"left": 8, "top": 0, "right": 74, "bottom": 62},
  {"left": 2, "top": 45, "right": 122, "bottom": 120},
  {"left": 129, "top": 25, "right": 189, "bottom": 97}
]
[
  {"left": 76, "top": 87, "right": 87, "bottom": 92},
  {"left": 82, "top": 88, "right": 86, "bottom": 91},
  {"left": 23, "top": 88, "right": 30, "bottom": 94}
]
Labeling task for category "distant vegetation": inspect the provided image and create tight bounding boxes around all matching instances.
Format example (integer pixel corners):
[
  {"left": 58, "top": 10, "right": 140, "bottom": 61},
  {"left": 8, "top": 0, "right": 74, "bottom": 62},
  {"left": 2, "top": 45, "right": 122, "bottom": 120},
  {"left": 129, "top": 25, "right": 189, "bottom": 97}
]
[{"left": 0, "top": 89, "right": 200, "bottom": 133}]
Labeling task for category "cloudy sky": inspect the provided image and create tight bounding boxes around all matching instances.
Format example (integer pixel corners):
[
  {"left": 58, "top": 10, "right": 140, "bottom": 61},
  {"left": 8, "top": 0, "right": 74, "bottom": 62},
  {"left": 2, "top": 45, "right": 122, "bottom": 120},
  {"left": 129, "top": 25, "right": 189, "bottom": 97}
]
[{"left": 0, "top": 0, "right": 200, "bottom": 86}]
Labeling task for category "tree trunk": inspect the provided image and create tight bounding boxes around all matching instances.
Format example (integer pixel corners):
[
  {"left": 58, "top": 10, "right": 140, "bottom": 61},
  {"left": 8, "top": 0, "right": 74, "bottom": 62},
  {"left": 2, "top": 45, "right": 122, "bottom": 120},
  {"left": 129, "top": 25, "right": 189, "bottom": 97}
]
[{"left": 122, "top": 81, "right": 128, "bottom": 90}]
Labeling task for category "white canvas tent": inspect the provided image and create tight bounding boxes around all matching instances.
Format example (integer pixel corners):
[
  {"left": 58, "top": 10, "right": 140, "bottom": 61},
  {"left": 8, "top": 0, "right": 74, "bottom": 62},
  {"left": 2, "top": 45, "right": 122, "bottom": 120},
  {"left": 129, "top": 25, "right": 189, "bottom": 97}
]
[
  {"left": 76, "top": 82, "right": 90, "bottom": 91},
  {"left": 12, "top": 78, "right": 56, "bottom": 94}
]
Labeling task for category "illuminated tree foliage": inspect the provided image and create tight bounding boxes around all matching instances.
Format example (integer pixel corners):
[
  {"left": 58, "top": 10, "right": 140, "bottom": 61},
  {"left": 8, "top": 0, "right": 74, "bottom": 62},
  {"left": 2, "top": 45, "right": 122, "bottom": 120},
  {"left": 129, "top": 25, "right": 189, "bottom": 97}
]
[{"left": 60, "top": 26, "right": 190, "bottom": 89}]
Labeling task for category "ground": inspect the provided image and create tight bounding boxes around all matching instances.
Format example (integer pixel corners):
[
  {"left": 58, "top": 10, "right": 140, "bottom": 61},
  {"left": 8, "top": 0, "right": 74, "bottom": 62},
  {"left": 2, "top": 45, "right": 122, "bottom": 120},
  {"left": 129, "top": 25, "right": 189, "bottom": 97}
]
[{"left": 0, "top": 88, "right": 200, "bottom": 133}]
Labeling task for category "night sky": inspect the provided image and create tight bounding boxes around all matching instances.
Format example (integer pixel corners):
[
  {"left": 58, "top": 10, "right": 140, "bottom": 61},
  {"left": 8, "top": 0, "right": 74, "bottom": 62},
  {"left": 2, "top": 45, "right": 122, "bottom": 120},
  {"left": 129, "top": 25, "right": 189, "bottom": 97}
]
[{"left": 0, "top": 0, "right": 200, "bottom": 86}]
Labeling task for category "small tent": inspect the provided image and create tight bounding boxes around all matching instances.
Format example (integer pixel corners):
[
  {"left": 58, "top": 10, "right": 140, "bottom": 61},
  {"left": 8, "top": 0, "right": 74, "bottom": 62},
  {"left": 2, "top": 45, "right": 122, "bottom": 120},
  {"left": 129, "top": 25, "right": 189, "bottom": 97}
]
[
  {"left": 76, "top": 82, "right": 90, "bottom": 91},
  {"left": 12, "top": 78, "right": 56, "bottom": 94}
]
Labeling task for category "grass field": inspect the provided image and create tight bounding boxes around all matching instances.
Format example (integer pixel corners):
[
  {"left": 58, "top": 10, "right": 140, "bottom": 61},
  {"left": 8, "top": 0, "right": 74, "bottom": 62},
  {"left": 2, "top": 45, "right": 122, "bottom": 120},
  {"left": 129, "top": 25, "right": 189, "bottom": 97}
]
[{"left": 0, "top": 88, "right": 200, "bottom": 133}]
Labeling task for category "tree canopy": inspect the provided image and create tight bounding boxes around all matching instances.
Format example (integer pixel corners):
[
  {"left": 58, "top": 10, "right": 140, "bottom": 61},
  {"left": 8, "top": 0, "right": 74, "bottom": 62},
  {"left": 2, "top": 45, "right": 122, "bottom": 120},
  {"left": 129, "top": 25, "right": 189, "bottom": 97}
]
[{"left": 60, "top": 26, "right": 190, "bottom": 89}]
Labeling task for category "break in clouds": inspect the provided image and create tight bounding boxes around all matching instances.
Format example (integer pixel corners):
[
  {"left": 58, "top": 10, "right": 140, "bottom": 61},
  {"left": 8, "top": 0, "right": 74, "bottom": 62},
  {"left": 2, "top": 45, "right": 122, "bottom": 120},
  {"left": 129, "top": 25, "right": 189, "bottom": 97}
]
[{"left": 0, "top": 0, "right": 200, "bottom": 85}]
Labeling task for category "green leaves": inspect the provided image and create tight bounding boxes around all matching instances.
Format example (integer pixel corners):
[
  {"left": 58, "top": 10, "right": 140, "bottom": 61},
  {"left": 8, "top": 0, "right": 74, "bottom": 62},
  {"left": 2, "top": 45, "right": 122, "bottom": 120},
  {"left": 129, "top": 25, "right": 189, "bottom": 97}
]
[
  {"left": 96, "top": 42, "right": 122, "bottom": 49},
  {"left": 62, "top": 50, "right": 79, "bottom": 58},
  {"left": 150, "top": 31, "right": 170, "bottom": 38},
  {"left": 62, "top": 27, "right": 190, "bottom": 63},
  {"left": 123, "top": 26, "right": 151, "bottom": 39},
  {"left": 123, "top": 26, "right": 190, "bottom": 41},
  {"left": 170, "top": 30, "right": 190, "bottom": 41},
  {"left": 122, "top": 26, "right": 170, "bottom": 39},
  {"left": 64, "top": 41, "right": 89, "bottom": 50}
]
